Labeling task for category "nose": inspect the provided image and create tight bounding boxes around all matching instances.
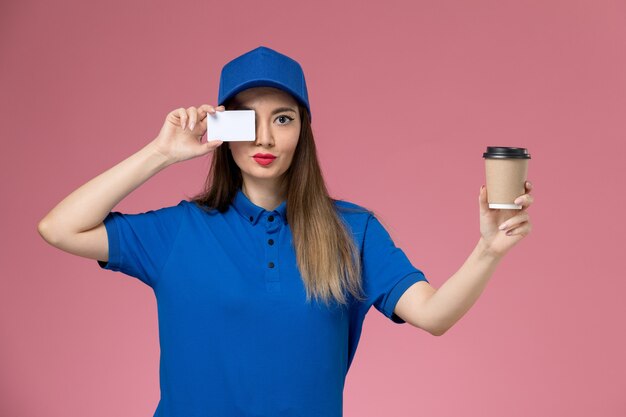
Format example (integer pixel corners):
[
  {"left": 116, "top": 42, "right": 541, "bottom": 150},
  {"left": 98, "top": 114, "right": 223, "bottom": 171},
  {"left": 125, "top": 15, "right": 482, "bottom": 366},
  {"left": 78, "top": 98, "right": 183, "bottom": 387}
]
[{"left": 254, "top": 118, "right": 274, "bottom": 147}]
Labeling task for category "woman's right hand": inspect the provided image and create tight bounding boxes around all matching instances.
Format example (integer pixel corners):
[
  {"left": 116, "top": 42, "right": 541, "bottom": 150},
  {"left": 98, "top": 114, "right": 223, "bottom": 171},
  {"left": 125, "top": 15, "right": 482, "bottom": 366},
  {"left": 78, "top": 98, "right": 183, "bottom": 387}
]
[{"left": 151, "top": 104, "right": 225, "bottom": 164}]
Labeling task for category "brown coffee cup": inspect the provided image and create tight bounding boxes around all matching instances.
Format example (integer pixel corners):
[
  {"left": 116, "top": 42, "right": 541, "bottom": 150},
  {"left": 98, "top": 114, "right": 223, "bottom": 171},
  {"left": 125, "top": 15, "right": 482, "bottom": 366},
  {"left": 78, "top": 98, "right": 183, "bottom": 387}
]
[{"left": 483, "top": 147, "right": 531, "bottom": 209}]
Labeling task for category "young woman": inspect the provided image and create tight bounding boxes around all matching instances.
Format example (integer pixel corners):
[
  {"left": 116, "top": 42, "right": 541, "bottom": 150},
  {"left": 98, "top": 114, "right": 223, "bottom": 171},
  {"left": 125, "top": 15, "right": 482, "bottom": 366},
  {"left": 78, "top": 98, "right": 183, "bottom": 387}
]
[{"left": 38, "top": 46, "right": 534, "bottom": 417}]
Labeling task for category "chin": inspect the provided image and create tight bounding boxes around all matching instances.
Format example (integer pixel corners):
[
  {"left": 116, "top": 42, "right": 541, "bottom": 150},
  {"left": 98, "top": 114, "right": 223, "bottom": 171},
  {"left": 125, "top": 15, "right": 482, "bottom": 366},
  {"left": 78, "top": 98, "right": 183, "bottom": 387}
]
[{"left": 245, "top": 167, "right": 287, "bottom": 181}]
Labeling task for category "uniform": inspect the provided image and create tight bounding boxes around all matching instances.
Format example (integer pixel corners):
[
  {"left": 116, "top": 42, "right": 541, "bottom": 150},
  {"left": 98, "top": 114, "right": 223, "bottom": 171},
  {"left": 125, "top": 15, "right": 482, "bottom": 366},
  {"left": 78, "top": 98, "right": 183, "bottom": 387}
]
[{"left": 97, "top": 187, "right": 429, "bottom": 417}]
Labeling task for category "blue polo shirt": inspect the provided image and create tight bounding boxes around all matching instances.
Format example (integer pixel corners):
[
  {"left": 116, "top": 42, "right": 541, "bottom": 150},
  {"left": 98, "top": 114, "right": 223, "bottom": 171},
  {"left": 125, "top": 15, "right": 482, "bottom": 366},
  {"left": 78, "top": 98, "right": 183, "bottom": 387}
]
[{"left": 97, "top": 188, "right": 428, "bottom": 417}]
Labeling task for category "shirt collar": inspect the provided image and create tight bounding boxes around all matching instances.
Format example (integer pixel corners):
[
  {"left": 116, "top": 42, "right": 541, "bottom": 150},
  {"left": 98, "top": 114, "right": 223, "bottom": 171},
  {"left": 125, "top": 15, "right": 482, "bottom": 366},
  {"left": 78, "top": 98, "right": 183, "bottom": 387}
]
[{"left": 232, "top": 188, "right": 288, "bottom": 225}]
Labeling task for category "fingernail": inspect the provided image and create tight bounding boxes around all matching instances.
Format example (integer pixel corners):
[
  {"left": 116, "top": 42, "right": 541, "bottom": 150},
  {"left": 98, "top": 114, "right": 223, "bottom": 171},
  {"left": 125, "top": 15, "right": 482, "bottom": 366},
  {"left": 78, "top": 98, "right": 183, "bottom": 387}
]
[
  {"left": 190, "top": 122, "right": 195, "bottom": 130},
  {"left": 499, "top": 223, "right": 507, "bottom": 230}
]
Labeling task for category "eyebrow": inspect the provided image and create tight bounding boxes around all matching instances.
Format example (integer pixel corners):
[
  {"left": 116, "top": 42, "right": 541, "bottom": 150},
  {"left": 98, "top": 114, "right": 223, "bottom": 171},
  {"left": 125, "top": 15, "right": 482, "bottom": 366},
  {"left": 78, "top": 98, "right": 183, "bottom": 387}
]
[{"left": 238, "top": 105, "right": 297, "bottom": 115}]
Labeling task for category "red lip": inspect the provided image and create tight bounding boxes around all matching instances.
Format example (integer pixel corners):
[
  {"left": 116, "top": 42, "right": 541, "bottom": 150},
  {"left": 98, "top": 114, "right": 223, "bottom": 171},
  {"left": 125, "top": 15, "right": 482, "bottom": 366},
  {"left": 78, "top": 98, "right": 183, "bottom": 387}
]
[{"left": 253, "top": 153, "right": 276, "bottom": 159}]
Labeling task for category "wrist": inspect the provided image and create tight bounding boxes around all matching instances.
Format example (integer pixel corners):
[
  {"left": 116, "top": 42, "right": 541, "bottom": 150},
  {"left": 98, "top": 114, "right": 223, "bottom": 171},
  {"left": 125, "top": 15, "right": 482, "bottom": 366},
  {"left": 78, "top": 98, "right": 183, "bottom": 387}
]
[
  {"left": 477, "top": 238, "right": 506, "bottom": 262},
  {"left": 144, "top": 141, "right": 176, "bottom": 170}
]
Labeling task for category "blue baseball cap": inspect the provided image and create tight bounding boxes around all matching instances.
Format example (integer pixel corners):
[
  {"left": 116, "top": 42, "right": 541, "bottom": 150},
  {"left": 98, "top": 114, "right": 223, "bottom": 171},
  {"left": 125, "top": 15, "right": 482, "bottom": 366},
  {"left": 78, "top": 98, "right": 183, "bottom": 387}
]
[{"left": 217, "top": 46, "right": 312, "bottom": 122}]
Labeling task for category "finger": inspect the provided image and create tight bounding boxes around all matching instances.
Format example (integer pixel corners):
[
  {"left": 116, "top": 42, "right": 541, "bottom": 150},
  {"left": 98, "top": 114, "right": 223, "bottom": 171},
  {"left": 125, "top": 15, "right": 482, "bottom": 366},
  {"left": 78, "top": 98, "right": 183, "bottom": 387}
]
[
  {"left": 198, "top": 104, "right": 216, "bottom": 120},
  {"left": 513, "top": 193, "right": 534, "bottom": 208},
  {"left": 525, "top": 180, "right": 533, "bottom": 191},
  {"left": 505, "top": 222, "right": 532, "bottom": 237},
  {"left": 479, "top": 184, "right": 491, "bottom": 215},
  {"left": 199, "top": 108, "right": 212, "bottom": 134},
  {"left": 177, "top": 108, "right": 188, "bottom": 130},
  {"left": 512, "top": 181, "right": 534, "bottom": 210},
  {"left": 187, "top": 106, "right": 198, "bottom": 131},
  {"left": 217, "top": 105, "right": 225, "bottom": 112},
  {"left": 498, "top": 213, "right": 530, "bottom": 231}
]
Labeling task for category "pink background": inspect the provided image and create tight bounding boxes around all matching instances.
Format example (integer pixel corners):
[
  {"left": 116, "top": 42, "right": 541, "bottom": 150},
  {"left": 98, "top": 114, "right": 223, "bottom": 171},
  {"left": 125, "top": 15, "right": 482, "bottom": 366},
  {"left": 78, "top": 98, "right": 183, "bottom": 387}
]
[{"left": 1, "top": 0, "right": 624, "bottom": 416}]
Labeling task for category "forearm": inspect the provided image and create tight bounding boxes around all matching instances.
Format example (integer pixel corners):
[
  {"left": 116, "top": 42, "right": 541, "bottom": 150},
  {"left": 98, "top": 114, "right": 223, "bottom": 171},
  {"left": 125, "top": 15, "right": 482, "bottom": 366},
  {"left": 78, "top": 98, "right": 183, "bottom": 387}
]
[
  {"left": 426, "top": 238, "right": 504, "bottom": 335},
  {"left": 38, "top": 141, "right": 172, "bottom": 238}
]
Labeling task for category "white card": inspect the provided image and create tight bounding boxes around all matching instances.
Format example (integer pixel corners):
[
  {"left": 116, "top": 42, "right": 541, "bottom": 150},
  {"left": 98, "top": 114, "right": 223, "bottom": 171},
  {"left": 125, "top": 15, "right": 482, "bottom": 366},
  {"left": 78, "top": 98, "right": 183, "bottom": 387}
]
[{"left": 206, "top": 110, "right": 255, "bottom": 141}]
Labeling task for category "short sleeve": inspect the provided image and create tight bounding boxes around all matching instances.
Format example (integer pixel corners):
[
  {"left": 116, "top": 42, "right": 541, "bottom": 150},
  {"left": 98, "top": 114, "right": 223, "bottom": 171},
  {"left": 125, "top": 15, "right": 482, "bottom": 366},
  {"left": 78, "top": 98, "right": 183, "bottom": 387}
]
[
  {"left": 97, "top": 201, "right": 187, "bottom": 287},
  {"left": 362, "top": 214, "right": 429, "bottom": 324}
]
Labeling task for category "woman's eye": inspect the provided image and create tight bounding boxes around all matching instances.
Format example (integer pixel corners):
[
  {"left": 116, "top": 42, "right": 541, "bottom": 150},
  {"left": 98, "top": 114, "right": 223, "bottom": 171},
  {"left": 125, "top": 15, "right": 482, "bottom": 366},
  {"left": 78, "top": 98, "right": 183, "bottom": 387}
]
[{"left": 276, "top": 115, "right": 294, "bottom": 125}]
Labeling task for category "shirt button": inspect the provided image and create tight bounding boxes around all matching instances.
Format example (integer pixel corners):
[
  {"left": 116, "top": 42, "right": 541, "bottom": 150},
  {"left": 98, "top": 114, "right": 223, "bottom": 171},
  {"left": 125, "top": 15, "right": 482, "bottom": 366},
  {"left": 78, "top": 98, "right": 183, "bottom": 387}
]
[
  {"left": 268, "top": 262, "right": 275, "bottom": 268},
  {"left": 268, "top": 239, "right": 274, "bottom": 245},
  {"left": 268, "top": 215, "right": 274, "bottom": 222},
  {"left": 249, "top": 216, "right": 253, "bottom": 222}
]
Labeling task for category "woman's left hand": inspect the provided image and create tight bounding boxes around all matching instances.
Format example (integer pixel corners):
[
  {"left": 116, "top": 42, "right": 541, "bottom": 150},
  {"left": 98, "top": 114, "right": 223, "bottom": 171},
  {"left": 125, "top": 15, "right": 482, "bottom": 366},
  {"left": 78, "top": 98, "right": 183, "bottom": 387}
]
[{"left": 479, "top": 181, "right": 534, "bottom": 257}]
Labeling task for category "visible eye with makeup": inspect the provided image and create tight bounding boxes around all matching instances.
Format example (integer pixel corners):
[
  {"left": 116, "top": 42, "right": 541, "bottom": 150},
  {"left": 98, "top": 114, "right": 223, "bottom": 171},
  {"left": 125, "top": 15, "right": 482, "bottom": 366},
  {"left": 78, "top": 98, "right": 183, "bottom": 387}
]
[{"left": 275, "top": 115, "right": 295, "bottom": 125}]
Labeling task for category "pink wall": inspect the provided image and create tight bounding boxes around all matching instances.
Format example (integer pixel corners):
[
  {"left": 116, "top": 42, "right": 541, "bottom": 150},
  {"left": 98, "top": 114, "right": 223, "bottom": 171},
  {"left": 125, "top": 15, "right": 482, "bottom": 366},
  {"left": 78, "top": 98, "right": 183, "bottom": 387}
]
[{"left": 1, "top": 0, "right": 624, "bottom": 416}]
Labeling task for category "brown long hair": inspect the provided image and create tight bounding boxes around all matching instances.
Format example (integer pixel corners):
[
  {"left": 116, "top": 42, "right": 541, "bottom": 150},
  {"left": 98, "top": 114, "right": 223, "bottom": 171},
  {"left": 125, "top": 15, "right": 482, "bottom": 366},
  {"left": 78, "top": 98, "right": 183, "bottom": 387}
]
[{"left": 188, "top": 98, "right": 368, "bottom": 308}]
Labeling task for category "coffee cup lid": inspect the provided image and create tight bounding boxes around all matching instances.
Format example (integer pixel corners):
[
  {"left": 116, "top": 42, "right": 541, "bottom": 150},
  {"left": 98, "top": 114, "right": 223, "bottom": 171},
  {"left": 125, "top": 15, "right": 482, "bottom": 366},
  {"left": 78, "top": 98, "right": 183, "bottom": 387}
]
[{"left": 483, "top": 146, "right": 531, "bottom": 159}]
